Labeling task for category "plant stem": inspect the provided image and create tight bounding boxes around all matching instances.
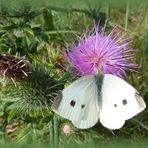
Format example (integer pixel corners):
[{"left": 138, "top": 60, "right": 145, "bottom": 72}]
[
  {"left": 141, "top": 8, "right": 148, "bottom": 68},
  {"left": 43, "top": 8, "right": 54, "bottom": 31},
  {"left": 125, "top": 2, "right": 129, "bottom": 31},
  {"left": 106, "top": 0, "right": 110, "bottom": 17},
  {"left": 49, "top": 118, "right": 54, "bottom": 147},
  {"left": 53, "top": 115, "right": 59, "bottom": 147}
]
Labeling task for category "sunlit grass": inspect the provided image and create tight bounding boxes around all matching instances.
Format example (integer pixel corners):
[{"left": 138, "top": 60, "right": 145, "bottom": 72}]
[{"left": 0, "top": 2, "right": 147, "bottom": 146}]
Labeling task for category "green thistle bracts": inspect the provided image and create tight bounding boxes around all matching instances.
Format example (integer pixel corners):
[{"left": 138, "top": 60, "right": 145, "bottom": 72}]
[{"left": 0, "top": 62, "right": 63, "bottom": 118}]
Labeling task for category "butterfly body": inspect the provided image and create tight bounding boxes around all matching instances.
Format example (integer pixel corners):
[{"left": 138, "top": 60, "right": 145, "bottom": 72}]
[{"left": 52, "top": 74, "right": 146, "bottom": 130}]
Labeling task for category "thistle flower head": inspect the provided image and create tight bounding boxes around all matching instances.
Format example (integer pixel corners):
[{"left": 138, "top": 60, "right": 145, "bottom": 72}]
[
  {"left": 0, "top": 54, "right": 28, "bottom": 80},
  {"left": 66, "top": 26, "right": 137, "bottom": 78}
]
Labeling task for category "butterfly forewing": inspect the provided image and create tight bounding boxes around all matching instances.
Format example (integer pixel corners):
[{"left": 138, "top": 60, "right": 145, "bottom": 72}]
[
  {"left": 52, "top": 75, "right": 100, "bottom": 129},
  {"left": 100, "top": 74, "right": 146, "bottom": 129}
]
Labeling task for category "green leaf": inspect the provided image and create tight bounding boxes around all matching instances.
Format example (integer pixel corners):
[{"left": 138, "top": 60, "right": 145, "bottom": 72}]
[
  {"left": 28, "top": 39, "right": 39, "bottom": 53},
  {"left": 0, "top": 104, "right": 4, "bottom": 116},
  {"left": 15, "top": 124, "right": 32, "bottom": 144},
  {"left": 42, "top": 8, "right": 54, "bottom": 31},
  {"left": 7, "top": 109, "right": 19, "bottom": 123}
]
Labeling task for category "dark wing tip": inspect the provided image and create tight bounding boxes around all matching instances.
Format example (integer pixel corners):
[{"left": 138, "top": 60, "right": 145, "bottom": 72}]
[
  {"left": 135, "top": 91, "right": 146, "bottom": 111},
  {"left": 52, "top": 92, "right": 63, "bottom": 111}
]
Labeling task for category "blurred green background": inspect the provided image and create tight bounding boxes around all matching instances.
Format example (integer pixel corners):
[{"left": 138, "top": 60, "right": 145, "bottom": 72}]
[{"left": 0, "top": 0, "right": 147, "bottom": 147}]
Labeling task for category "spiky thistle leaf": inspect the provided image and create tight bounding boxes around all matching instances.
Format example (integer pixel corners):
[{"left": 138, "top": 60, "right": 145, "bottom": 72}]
[{"left": 0, "top": 64, "right": 65, "bottom": 120}]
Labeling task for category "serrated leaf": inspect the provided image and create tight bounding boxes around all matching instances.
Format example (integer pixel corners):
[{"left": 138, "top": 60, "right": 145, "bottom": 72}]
[
  {"left": 7, "top": 109, "right": 19, "bottom": 123},
  {"left": 25, "top": 28, "right": 34, "bottom": 36},
  {"left": 0, "top": 97, "right": 21, "bottom": 103},
  {"left": 15, "top": 124, "right": 32, "bottom": 144}
]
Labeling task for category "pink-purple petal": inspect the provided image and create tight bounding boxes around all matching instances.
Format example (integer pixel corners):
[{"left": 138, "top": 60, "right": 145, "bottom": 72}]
[{"left": 66, "top": 25, "right": 137, "bottom": 78}]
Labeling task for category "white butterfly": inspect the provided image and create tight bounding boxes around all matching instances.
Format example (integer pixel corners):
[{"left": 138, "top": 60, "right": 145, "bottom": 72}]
[{"left": 52, "top": 74, "right": 146, "bottom": 130}]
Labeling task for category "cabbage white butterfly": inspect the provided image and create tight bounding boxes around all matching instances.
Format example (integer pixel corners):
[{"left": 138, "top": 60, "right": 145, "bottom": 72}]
[{"left": 52, "top": 74, "right": 146, "bottom": 130}]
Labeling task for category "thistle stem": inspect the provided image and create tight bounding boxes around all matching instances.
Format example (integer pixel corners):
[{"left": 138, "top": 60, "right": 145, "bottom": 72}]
[
  {"left": 49, "top": 114, "right": 59, "bottom": 147},
  {"left": 49, "top": 118, "right": 54, "bottom": 147},
  {"left": 53, "top": 114, "right": 59, "bottom": 147}
]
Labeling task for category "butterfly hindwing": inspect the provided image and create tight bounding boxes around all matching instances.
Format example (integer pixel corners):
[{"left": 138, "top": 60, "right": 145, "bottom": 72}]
[
  {"left": 72, "top": 93, "right": 100, "bottom": 129},
  {"left": 52, "top": 75, "right": 100, "bottom": 129},
  {"left": 100, "top": 74, "right": 146, "bottom": 129}
]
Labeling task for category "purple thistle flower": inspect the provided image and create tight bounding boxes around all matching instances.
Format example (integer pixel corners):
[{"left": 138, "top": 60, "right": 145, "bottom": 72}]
[{"left": 66, "top": 26, "right": 137, "bottom": 78}]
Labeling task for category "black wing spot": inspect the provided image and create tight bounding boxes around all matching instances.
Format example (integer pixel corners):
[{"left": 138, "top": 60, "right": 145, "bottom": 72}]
[
  {"left": 81, "top": 104, "right": 85, "bottom": 109},
  {"left": 114, "top": 104, "right": 117, "bottom": 107},
  {"left": 70, "top": 100, "right": 76, "bottom": 107},
  {"left": 122, "top": 99, "right": 127, "bottom": 105}
]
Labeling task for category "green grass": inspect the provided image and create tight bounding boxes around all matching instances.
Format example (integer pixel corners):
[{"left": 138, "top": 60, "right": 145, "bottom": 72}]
[{"left": 0, "top": 2, "right": 147, "bottom": 147}]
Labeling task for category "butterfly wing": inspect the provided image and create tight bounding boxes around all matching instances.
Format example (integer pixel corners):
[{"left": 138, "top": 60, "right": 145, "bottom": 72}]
[
  {"left": 100, "top": 74, "right": 146, "bottom": 130},
  {"left": 52, "top": 75, "right": 100, "bottom": 129},
  {"left": 72, "top": 93, "right": 100, "bottom": 129}
]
